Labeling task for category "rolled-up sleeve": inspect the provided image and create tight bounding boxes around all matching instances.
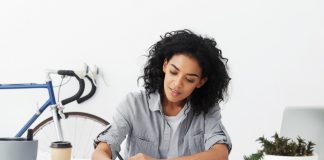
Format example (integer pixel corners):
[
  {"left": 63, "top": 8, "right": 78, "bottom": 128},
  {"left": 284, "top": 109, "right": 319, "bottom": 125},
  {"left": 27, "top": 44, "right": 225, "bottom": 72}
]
[
  {"left": 204, "top": 105, "right": 232, "bottom": 153},
  {"left": 94, "top": 96, "right": 132, "bottom": 160}
]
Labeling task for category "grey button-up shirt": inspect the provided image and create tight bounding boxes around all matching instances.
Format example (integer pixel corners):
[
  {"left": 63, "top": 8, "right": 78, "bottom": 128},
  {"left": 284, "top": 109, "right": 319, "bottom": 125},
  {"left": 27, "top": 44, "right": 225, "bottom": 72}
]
[{"left": 95, "top": 90, "right": 232, "bottom": 159}]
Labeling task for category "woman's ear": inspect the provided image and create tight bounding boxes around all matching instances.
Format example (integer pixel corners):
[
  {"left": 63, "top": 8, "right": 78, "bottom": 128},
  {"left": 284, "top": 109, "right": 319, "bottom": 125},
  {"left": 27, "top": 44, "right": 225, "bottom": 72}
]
[
  {"left": 162, "top": 59, "right": 168, "bottom": 73},
  {"left": 197, "top": 77, "right": 208, "bottom": 88}
]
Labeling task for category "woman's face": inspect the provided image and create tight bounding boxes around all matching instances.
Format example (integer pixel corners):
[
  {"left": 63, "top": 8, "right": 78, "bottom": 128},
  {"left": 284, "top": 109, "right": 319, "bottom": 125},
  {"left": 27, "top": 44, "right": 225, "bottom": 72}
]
[{"left": 162, "top": 54, "right": 207, "bottom": 104}]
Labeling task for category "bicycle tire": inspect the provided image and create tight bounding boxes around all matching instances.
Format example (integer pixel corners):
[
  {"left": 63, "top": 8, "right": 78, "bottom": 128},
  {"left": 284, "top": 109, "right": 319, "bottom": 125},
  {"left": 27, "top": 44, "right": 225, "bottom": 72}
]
[{"left": 33, "top": 112, "right": 109, "bottom": 159}]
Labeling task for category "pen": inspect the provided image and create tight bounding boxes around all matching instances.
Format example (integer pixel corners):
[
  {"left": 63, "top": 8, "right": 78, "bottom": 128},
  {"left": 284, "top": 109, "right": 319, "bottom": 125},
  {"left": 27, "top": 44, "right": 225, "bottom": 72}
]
[{"left": 115, "top": 151, "right": 124, "bottom": 160}]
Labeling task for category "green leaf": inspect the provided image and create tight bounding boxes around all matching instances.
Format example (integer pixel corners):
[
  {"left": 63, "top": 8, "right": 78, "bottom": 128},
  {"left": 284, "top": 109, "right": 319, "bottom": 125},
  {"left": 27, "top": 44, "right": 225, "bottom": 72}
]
[{"left": 249, "top": 133, "right": 316, "bottom": 156}]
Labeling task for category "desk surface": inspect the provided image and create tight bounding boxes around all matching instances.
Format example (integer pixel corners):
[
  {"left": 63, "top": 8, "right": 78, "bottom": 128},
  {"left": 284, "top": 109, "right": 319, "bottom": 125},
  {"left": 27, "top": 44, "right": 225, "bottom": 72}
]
[{"left": 37, "top": 152, "right": 89, "bottom": 160}]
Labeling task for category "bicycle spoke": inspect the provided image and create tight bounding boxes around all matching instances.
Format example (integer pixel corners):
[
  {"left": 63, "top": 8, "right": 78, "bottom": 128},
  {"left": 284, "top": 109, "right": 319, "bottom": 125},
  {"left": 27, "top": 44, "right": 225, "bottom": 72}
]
[
  {"left": 33, "top": 112, "right": 108, "bottom": 159},
  {"left": 83, "top": 122, "right": 95, "bottom": 158}
]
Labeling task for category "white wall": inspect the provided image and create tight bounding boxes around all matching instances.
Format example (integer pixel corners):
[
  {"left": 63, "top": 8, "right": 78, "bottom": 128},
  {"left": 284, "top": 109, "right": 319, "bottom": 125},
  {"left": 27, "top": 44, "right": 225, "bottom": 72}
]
[{"left": 1, "top": 0, "right": 323, "bottom": 159}]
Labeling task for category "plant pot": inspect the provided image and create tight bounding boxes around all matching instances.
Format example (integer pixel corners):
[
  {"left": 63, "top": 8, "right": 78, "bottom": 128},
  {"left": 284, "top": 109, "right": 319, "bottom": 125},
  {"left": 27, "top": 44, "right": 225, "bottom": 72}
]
[{"left": 263, "top": 153, "right": 318, "bottom": 160}]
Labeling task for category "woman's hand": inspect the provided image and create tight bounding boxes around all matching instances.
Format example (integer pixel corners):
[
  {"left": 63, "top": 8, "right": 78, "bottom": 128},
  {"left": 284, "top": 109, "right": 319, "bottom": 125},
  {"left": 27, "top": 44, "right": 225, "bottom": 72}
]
[{"left": 128, "top": 153, "right": 155, "bottom": 160}]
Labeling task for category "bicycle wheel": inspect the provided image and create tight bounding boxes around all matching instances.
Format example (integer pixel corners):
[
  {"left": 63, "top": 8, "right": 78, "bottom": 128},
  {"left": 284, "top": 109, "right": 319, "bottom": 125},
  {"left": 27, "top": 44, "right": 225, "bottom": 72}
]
[{"left": 33, "top": 112, "right": 109, "bottom": 159}]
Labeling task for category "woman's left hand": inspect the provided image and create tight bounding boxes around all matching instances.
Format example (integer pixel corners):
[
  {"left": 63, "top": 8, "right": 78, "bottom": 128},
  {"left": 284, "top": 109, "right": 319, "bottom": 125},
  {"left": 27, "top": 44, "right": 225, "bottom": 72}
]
[{"left": 128, "top": 153, "right": 155, "bottom": 160}]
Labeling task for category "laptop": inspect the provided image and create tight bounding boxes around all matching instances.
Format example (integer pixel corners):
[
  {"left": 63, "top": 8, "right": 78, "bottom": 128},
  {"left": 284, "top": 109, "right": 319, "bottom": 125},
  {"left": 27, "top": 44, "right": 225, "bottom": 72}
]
[{"left": 280, "top": 106, "right": 324, "bottom": 160}]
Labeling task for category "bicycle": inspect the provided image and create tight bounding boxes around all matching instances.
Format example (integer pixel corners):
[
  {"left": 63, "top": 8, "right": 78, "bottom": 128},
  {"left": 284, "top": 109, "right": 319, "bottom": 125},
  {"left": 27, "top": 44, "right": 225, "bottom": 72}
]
[{"left": 0, "top": 65, "right": 109, "bottom": 159}]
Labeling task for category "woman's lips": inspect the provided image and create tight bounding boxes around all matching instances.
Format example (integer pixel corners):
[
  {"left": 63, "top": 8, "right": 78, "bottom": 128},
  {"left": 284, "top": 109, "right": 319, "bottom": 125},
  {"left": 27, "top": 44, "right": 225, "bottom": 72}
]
[{"left": 170, "top": 88, "right": 180, "bottom": 96}]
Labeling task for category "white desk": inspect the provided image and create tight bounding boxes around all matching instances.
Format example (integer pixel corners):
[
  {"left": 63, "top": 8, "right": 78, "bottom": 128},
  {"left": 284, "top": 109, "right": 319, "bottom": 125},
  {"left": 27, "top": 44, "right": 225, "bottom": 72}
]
[{"left": 37, "top": 152, "right": 90, "bottom": 160}]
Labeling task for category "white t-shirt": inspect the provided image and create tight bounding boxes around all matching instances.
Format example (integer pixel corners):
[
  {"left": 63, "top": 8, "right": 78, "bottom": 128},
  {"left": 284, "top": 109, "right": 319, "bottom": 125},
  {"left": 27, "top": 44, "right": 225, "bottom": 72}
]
[{"left": 164, "top": 106, "right": 187, "bottom": 158}]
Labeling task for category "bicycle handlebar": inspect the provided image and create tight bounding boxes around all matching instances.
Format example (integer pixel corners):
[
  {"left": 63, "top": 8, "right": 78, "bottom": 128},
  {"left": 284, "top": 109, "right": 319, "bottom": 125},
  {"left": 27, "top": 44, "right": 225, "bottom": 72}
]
[
  {"left": 77, "top": 75, "right": 97, "bottom": 104},
  {"left": 57, "top": 70, "right": 85, "bottom": 105}
]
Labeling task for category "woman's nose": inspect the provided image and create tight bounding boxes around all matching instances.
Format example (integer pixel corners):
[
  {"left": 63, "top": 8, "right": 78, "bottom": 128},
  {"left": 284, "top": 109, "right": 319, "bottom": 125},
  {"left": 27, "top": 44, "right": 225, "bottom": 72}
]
[{"left": 173, "top": 77, "right": 183, "bottom": 89}]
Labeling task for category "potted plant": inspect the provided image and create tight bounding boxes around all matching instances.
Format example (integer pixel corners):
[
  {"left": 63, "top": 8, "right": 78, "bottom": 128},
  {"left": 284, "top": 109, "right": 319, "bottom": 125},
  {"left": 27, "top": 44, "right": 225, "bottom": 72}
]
[{"left": 244, "top": 133, "right": 318, "bottom": 160}]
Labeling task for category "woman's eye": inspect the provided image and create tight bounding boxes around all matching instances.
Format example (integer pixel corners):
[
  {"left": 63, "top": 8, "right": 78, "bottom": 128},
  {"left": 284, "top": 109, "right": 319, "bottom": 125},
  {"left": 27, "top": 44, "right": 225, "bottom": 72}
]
[
  {"left": 169, "top": 71, "right": 177, "bottom": 75},
  {"left": 186, "top": 79, "right": 195, "bottom": 83}
]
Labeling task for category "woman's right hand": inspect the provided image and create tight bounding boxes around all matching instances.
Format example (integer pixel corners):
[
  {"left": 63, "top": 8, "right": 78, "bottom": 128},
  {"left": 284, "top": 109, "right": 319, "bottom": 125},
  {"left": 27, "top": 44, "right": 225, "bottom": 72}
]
[{"left": 91, "top": 142, "right": 112, "bottom": 160}]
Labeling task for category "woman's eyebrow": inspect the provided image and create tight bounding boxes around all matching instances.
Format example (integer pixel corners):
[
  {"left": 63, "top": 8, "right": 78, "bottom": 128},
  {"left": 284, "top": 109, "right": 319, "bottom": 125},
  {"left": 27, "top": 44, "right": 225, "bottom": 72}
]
[
  {"left": 171, "top": 64, "right": 199, "bottom": 77},
  {"left": 171, "top": 64, "right": 180, "bottom": 71}
]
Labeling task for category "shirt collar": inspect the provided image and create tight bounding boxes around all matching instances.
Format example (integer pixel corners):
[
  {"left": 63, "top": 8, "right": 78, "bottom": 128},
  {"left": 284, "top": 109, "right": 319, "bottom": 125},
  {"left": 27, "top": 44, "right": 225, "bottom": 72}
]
[
  {"left": 147, "top": 91, "right": 162, "bottom": 112},
  {"left": 147, "top": 91, "right": 191, "bottom": 116}
]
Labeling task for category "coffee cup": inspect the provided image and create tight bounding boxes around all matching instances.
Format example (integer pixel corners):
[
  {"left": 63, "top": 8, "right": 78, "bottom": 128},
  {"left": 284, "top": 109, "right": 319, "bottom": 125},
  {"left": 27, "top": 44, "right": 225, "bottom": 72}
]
[{"left": 50, "top": 141, "right": 72, "bottom": 160}]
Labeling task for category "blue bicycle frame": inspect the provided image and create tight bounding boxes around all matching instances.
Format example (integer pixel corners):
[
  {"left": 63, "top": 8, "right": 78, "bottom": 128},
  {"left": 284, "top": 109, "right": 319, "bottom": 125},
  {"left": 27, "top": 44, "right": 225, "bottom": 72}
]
[{"left": 0, "top": 80, "right": 56, "bottom": 137}]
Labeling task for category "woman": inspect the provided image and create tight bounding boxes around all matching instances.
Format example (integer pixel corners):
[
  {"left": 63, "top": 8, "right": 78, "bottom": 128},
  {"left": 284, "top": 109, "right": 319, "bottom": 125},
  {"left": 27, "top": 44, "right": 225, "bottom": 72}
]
[{"left": 92, "top": 29, "right": 232, "bottom": 160}]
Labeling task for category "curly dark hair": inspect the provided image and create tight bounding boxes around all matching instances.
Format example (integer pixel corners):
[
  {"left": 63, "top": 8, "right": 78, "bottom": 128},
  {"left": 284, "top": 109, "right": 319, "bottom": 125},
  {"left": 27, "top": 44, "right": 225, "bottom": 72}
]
[{"left": 138, "top": 29, "right": 231, "bottom": 114}]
